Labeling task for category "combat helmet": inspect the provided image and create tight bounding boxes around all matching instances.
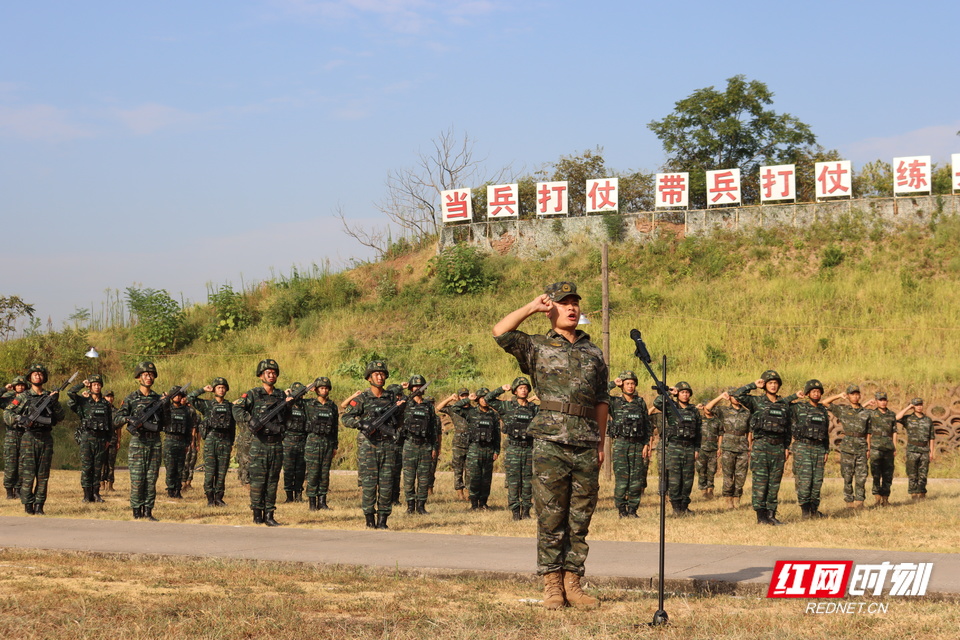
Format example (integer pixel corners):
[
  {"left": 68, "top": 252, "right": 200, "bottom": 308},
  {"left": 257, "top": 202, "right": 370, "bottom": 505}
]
[
  {"left": 618, "top": 370, "right": 638, "bottom": 383},
  {"left": 511, "top": 376, "right": 531, "bottom": 393},
  {"left": 133, "top": 361, "right": 158, "bottom": 379},
  {"left": 313, "top": 376, "right": 331, "bottom": 389},
  {"left": 386, "top": 383, "right": 404, "bottom": 395},
  {"left": 211, "top": 377, "right": 230, "bottom": 391},
  {"left": 364, "top": 360, "right": 389, "bottom": 381},
  {"left": 87, "top": 374, "right": 104, "bottom": 385},
  {"left": 804, "top": 379, "right": 824, "bottom": 394},
  {"left": 408, "top": 374, "right": 427, "bottom": 389},
  {"left": 11, "top": 375, "right": 28, "bottom": 388},
  {"left": 760, "top": 370, "right": 782, "bottom": 384},
  {"left": 26, "top": 363, "right": 49, "bottom": 384},
  {"left": 289, "top": 381, "right": 306, "bottom": 395},
  {"left": 675, "top": 381, "right": 693, "bottom": 393},
  {"left": 256, "top": 359, "right": 280, "bottom": 377},
  {"left": 475, "top": 387, "right": 490, "bottom": 398}
]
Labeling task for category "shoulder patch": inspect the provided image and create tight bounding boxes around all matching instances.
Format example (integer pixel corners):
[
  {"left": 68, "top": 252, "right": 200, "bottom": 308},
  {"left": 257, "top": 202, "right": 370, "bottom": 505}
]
[
  {"left": 11, "top": 399, "right": 19, "bottom": 406},
  {"left": 349, "top": 400, "right": 358, "bottom": 406}
]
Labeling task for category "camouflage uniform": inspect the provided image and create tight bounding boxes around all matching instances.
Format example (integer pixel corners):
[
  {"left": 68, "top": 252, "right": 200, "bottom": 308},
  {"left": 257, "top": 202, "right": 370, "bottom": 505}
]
[
  {"left": 282, "top": 391, "right": 308, "bottom": 500},
  {"left": 115, "top": 389, "right": 169, "bottom": 514},
  {"left": 715, "top": 404, "right": 751, "bottom": 499},
  {"left": 654, "top": 393, "right": 702, "bottom": 513},
  {"left": 163, "top": 402, "right": 195, "bottom": 496},
  {"left": 2, "top": 385, "right": 26, "bottom": 497},
  {"left": 829, "top": 402, "right": 869, "bottom": 503},
  {"left": 495, "top": 324, "right": 608, "bottom": 577},
  {"left": 865, "top": 406, "right": 897, "bottom": 498},
  {"left": 452, "top": 398, "right": 501, "bottom": 508},
  {"left": 304, "top": 392, "right": 339, "bottom": 508},
  {"left": 232, "top": 383, "right": 288, "bottom": 520},
  {"left": 440, "top": 399, "right": 470, "bottom": 492},
  {"left": 189, "top": 388, "right": 236, "bottom": 503},
  {"left": 400, "top": 395, "right": 440, "bottom": 510},
  {"left": 486, "top": 385, "right": 538, "bottom": 517},
  {"left": 101, "top": 424, "right": 121, "bottom": 486},
  {"left": 4, "top": 385, "right": 66, "bottom": 512},
  {"left": 66, "top": 382, "right": 113, "bottom": 500},
  {"left": 607, "top": 391, "right": 650, "bottom": 514},
  {"left": 234, "top": 424, "right": 252, "bottom": 485},
  {"left": 734, "top": 379, "right": 795, "bottom": 522},
  {"left": 789, "top": 392, "right": 830, "bottom": 516},
  {"left": 182, "top": 428, "right": 199, "bottom": 487},
  {"left": 696, "top": 410, "right": 720, "bottom": 492},
  {"left": 900, "top": 408, "right": 934, "bottom": 496},
  {"left": 341, "top": 386, "right": 401, "bottom": 522}
]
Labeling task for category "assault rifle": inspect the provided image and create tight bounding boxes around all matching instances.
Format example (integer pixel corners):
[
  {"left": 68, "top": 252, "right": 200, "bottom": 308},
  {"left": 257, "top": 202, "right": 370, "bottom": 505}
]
[
  {"left": 358, "top": 382, "right": 430, "bottom": 440},
  {"left": 16, "top": 371, "right": 79, "bottom": 429},
  {"left": 126, "top": 383, "right": 190, "bottom": 435},
  {"left": 248, "top": 379, "right": 319, "bottom": 434}
]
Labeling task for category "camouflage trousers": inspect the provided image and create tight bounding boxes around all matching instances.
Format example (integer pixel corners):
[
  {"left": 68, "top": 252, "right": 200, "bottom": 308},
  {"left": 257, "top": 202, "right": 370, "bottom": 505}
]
[
  {"left": 235, "top": 426, "right": 252, "bottom": 486},
  {"left": 840, "top": 446, "right": 868, "bottom": 502},
  {"left": 163, "top": 433, "right": 190, "bottom": 492},
  {"left": 532, "top": 439, "right": 599, "bottom": 577},
  {"left": 203, "top": 431, "right": 233, "bottom": 496},
  {"left": 101, "top": 429, "right": 120, "bottom": 483},
  {"left": 19, "top": 430, "right": 53, "bottom": 507},
  {"left": 358, "top": 436, "right": 397, "bottom": 516},
  {"left": 3, "top": 428, "right": 24, "bottom": 491},
  {"left": 282, "top": 433, "right": 307, "bottom": 493},
  {"left": 305, "top": 433, "right": 337, "bottom": 499},
  {"left": 391, "top": 441, "right": 404, "bottom": 504},
  {"left": 612, "top": 438, "right": 647, "bottom": 510},
  {"left": 870, "top": 449, "right": 895, "bottom": 497},
  {"left": 504, "top": 441, "right": 533, "bottom": 511},
  {"left": 666, "top": 442, "right": 696, "bottom": 509},
  {"left": 905, "top": 451, "right": 930, "bottom": 495},
  {"left": 696, "top": 447, "right": 718, "bottom": 490},
  {"left": 751, "top": 438, "right": 786, "bottom": 511},
  {"left": 129, "top": 432, "right": 162, "bottom": 509},
  {"left": 403, "top": 438, "right": 434, "bottom": 503},
  {"left": 792, "top": 441, "right": 827, "bottom": 507},
  {"left": 451, "top": 444, "right": 468, "bottom": 491},
  {"left": 466, "top": 442, "right": 497, "bottom": 503},
  {"left": 427, "top": 446, "right": 438, "bottom": 490},
  {"left": 183, "top": 441, "right": 198, "bottom": 485},
  {"left": 248, "top": 437, "right": 283, "bottom": 511},
  {"left": 720, "top": 449, "right": 749, "bottom": 498},
  {"left": 78, "top": 430, "right": 111, "bottom": 489}
]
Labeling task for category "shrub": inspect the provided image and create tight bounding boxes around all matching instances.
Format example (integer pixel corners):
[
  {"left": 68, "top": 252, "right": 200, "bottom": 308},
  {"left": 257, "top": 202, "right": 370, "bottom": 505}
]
[
  {"left": 430, "top": 245, "right": 491, "bottom": 295},
  {"left": 205, "top": 285, "right": 253, "bottom": 342},
  {"left": 126, "top": 287, "right": 185, "bottom": 354}
]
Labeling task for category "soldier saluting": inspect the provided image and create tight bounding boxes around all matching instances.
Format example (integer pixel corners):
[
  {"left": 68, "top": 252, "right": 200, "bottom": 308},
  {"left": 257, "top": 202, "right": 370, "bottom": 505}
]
[
  {"left": 67, "top": 374, "right": 113, "bottom": 504},
  {"left": 189, "top": 378, "right": 236, "bottom": 507}
]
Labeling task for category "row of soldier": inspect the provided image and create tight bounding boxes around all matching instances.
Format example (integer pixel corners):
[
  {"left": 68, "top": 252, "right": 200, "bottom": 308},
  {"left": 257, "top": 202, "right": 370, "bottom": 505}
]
[{"left": 3, "top": 362, "right": 937, "bottom": 528}]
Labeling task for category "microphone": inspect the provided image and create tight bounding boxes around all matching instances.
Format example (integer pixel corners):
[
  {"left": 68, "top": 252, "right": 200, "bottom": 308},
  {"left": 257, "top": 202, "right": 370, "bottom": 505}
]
[{"left": 630, "top": 329, "right": 652, "bottom": 365}]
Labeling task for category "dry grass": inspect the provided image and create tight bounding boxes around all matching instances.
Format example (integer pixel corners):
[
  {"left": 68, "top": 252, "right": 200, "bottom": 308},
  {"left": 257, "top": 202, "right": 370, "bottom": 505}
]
[
  {"left": 0, "top": 548, "right": 957, "bottom": 640},
  {"left": 3, "top": 469, "right": 959, "bottom": 553}
]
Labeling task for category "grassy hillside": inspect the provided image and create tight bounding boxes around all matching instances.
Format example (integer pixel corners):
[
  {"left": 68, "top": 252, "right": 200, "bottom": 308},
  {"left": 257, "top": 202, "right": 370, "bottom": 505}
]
[{"left": 4, "top": 210, "right": 960, "bottom": 469}]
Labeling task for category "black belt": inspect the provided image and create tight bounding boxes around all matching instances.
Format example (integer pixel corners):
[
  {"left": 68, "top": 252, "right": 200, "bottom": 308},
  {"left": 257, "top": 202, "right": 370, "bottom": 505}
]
[
  {"left": 508, "top": 437, "right": 533, "bottom": 447},
  {"left": 540, "top": 400, "right": 596, "bottom": 420},
  {"left": 258, "top": 433, "right": 283, "bottom": 443}
]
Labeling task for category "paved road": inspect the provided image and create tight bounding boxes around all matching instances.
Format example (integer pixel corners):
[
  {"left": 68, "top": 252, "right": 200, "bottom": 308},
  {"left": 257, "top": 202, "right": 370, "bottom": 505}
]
[{"left": 3, "top": 515, "right": 958, "bottom": 595}]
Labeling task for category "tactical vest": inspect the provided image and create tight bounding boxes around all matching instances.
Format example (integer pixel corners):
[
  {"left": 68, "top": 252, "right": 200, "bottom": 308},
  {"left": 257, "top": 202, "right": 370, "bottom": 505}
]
[
  {"left": 287, "top": 403, "right": 307, "bottom": 434},
  {"left": 308, "top": 402, "right": 336, "bottom": 435},
  {"left": 757, "top": 404, "right": 789, "bottom": 436},
  {"left": 24, "top": 393, "right": 56, "bottom": 430},
  {"left": 470, "top": 411, "right": 499, "bottom": 445},
  {"left": 166, "top": 407, "right": 191, "bottom": 435},
  {"left": 251, "top": 391, "right": 286, "bottom": 435},
  {"left": 128, "top": 393, "right": 162, "bottom": 432},
  {"left": 404, "top": 402, "right": 433, "bottom": 439},
  {"left": 208, "top": 402, "right": 234, "bottom": 432},
  {"left": 618, "top": 404, "right": 646, "bottom": 439},
  {"left": 85, "top": 401, "right": 113, "bottom": 432},
  {"left": 795, "top": 407, "right": 828, "bottom": 442},
  {"left": 671, "top": 407, "right": 698, "bottom": 441},
  {"left": 361, "top": 392, "right": 398, "bottom": 440},
  {"left": 504, "top": 403, "right": 535, "bottom": 440}
]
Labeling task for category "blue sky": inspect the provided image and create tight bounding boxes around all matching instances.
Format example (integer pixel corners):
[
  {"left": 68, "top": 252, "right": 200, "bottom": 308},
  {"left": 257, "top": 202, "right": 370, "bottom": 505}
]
[{"left": 2, "top": 0, "right": 958, "bottom": 328}]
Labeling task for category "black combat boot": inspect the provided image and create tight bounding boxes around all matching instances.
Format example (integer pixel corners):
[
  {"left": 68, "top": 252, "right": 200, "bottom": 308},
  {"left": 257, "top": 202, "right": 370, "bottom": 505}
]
[
  {"left": 810, "top": 503, "right": 825, "bottom": 519},
  {"left": 285, "top": 491, "right": 294, "bottom": 503},
  {"left": 5, "top": 487, "right": 14, "bottom": 500},
  {"left": 143, "top": 507, "right": 158, "bottom": 521},
  {"left": 93, "top": 486, "right": 105, "bottom": 503},
  {"left": 768, "top": 509, "right": 784, "bottom": 525},
  {"left": 672, "top": 502, "right": 685, "bottom": 516},
  {"left": 215, "top": 492, "right": 226, "bottom": 507},
  {"left": 520, "top": 505, "right": 531, "bottom": 520},
  {"left": 513, "top": 507, "right": 522, "bottom": 521},
  {"left": 296, "top": 491, "right": 304, "bottom": 502},
  {"left": 133, "top": 506, "right": 142, "bottom": 519},
  {"left": 175, "top": 487, "right": 183, "bottom": 499},
  {"left": 82, "top": 487, "right": 93, "bottom": 503},
  {"left": 166, "top": 488, "right": 175, "bottom": 498},
  {"left": 800, "top": 504, "right": 811, "bottom": 519},
  {"left": 264, "top": 510, "right": 281, "bottom": 526},
  {"left": 479, "top": 499, "right": 489, "bottom": 510},
  {"left": 34, "top": 502, "right": 45, "bottom": 515},
  {"left": 206, "top": 492, "right": 216, "bottom": 507},
  {"left": 416, "top": 501, "right": 429, "bottom": 515},
  {"left": 253, "top": 509, "right": 264, "bottom": 524},
  {"left": 756, "top": 509, "right": 770, "bottom": 525},
  {"left": 309, "top": 496, "right": 318, "bottom": 511},
  {"left": 317, "top": 495, "right": 329, "bottom": 510},
  {"left": 365, "top": 513, "right": 376, "bottom": 528},
  {"left": 376, "top": 514, "right": 389, "bottom": 530},
  {"left": 617, "top": 505, "right": 628, "bottom": 518},
  {"left": 470, "top": 498, "right": 479, "bottom": 510},
  {"left": 407, "top": 500, "right": 416, "bottom": 514},
  {"left": 628, "top": 506, "right": 640, "bottom": 519},
  {"left": 25, "top": 502, "right": 35, "bottom": 515}
]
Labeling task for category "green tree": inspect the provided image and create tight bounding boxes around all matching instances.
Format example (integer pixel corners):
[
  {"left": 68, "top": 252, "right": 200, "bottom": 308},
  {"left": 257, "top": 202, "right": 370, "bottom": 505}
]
[
  {"left": 0, "top": 296, "right": 35, "bottom": 340},
  {"left": 126, "top": 287, "right": 185, "bottom": 354},
  {"left": 853, "top": 159, "right": 893, "bottom": 198},
  {"left": 648, "top": 75, "right": 817, "bottom": 208}
]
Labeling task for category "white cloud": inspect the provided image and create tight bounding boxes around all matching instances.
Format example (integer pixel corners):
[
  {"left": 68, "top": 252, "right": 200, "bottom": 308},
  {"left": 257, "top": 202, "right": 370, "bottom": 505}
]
[
  {"left": 112, "top": 103, "right": 203, "bottom": 136},
  {"left": 843, "top": 121, "right": 960, "bottom": 166},
  {"left": 0, "top": 104, "right": 93, "bottom": 142},
  {"left": 268, "top": 0, "right": 501, "bottom": 34}
]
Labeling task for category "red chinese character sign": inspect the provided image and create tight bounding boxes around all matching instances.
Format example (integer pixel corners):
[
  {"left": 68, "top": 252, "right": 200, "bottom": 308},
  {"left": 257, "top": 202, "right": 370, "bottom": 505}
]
[
  {"left": 953, "top": 154, "right": 960, "bottom": 193},
  {"left": 441, "top": 188, "right": 473, "bottom": 223},
  {"left": 655, "top": 173, "right": 689, "bottom": 208},
  {"left": 536, "top": 181, "right": 569, "bottom": 216},
  {"left": 706, "top": 169, "right": 741, "bottom": 206},
  {"left": 760, "top": 164, "right": 797, "bottom": 202},
  {"left": 893, "top": 156, "right": 931, "bottom": 195},
  {"left": 585, "top": 178, "right": 618, "bottom": 213},
  {"left": 815, "top": 161, "right": 852, "bottom": 200},
  {"left": 486, "top": 183, "right": 519, "bottom": 219}
]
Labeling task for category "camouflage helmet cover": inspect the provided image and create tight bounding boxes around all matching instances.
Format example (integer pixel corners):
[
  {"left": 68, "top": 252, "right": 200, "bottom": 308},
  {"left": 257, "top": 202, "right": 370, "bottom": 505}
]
[
  {"left": 212, "top": 377, "right": 230, "bottom": 391},
  {"left": 26, "top": 363, "right": 49, "bottom": 384},
  {"left": 364, "top": 360, "right": 389, "bottom": 380},
  {"left": 289, "top": 381, "right": 306, "bottom": 395},
  {"left": 87, "top": 374, "right": 104, "bottom": 385},
  {"left": 675, "top": 381, "right": 693, "bottom": 393},
  {"left": 314, "top": 376, "right": 332, "bottom": 389},
  {"left": 804, "top": 379, "right": 824, "bottom": 394},
  {"left": 12, "top": 375, "right": 28, "bottom": 387},
  {"left": 256, "top": 359, "right": 280, "bottom": 377},
  {"left": 386, "top": 383, "right": 404, "bottom": 395},
  {"left": 457, "top": 387, "right": 470, "bottom": 396},
  {"left": 475, "top": 387, "right": 490, "bottom": 398},
  {"left": 408, "top": 374, "right": 426, "bottom": 388},
  {"left": 544, "top": 281, "right": 581, "bottom": 303},
  {"left": 133, "top": 361, "right": 158, "bottom": 379},
  {"left": 618, "top": 370, "right": 638, "bottom": 383},
  {"left": 761, "top": 369, "right": 782, "bottom": 383},
  {"left": 511, "top": 376, "right": 531, "bottom": 392}
]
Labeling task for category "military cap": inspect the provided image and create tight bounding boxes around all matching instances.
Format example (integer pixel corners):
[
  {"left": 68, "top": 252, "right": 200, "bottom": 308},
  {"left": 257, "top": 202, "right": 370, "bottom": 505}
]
[
  {"left": 804, "top": 379, "right": 824, "bottom": 394},
  {"left": 675, "top": 381, "right": 693, "bottom": 393},
  {"left": 618, "top": 370, "right": 638, "bottom": 383},
  {"left": 544, "top": 281, "right": 581, "bottom": 302},
  {"left": 364, "top": 360, "right": 389, "bottom": 380},
  {"left": 760, "top": 370, "right": 781, "bottom": 383},
  {"left": 211, "top": 377, "right": 230, "bottom": 391},
  {"left": 87, "top": 374, "right": 104, "bottom": 385},
  {"left": 511, "top": 376, "right": 531, "bottom": 392},
  {"left": 313, "top": 376, "right": 331, "bottom": 389},
  {"left": 27, "top": 363, "right": 49, "bottom": 384},
  {"left": 875, "top": 391, "right": 887, "bottom": 401},
  {"left": 911, "top": 397, "right": 924, "bottom": 406},
  {"left": 104, "top": 389, "right": 115, "bottom": 397},
  {"left": 133, "top": 361, "right": 158, "bottom": 379},
  {"left": 256, "top": 359, "right": 280, "bottom": 377},
  {"left": 846, "top": 384, "right": 861, "bottom": 394},
  {"left": 457, "top": 387, "right": 470, "bottom": 396}
]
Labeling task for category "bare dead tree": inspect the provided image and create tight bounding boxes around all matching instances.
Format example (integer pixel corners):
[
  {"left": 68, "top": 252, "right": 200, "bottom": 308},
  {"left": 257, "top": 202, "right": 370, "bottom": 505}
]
[{"left": 334, "top": 204, "right": 392, "bottom": 261}]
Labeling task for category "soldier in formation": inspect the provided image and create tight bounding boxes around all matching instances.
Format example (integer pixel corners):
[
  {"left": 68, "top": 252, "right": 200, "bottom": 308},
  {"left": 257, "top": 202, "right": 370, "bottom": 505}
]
[
  {"left": 282, "top": 381, "right": 309, "bottom": 503},
  {"left": 824, "top": 385, "right": 869, "bottom": 508},
  {"left": 866, "top": 391, "right": 897, "bottom": 506},
  {"left": 3, "top": 376, "right": 29, "bottom": 500},
  {"left": 304, "top": 377, "right": 339, "bottom": 511},
  {"left": 189, "top": 378, "right": 236, "bottom": 507},
  {"left": 897, "top": 398, "right": 935, "bottom": 500},
  {"left": 100, "top": 389, "right": 120, "bottom": 493},
  {"left": 696, "top": 403, "right": 721, "bottom": 499},
  {"left": 451, "top": 388, "right": 500, "bottom": 510},
  {"left": 790, "top": 380, "right": 830, "bottom": 519},
  {"left": 654, "top": 381, "right": 702, "bottom": 516},
  {"left": 67, "top": 374, "right": 113, "bottom": 504},
  {"left": 163, "top": 390, "right": 195, "bottom": 499},
  {"left": 607, "top": 371, "right": 650, "bottom": 518},
  {"left": 399, "top": 375, "right": 440, "bottom": 515},
  {"left": 486, "top": 377, "right": 537, "bottom": 520},
  {"left": 703, "top": 389, "right": 750, "bottom": 509},
  {"left": 436, "top": 387, "right": 471, "bottom": 500}
]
